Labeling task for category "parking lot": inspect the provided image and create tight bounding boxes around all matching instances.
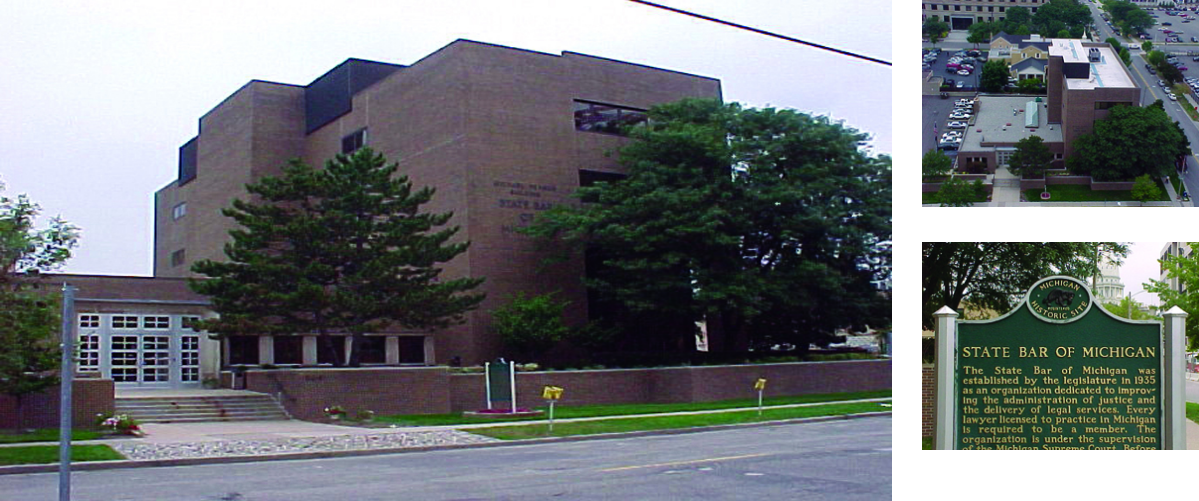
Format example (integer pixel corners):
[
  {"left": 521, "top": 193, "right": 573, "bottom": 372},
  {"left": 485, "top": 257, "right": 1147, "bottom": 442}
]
[
  {"left": 923, "top": 48, "right": 984, "bottom": 91},
  {"left": 1134, "top": 8, "right": 1199, "bottom": 54},
  {"left": 922, "top": 95, "right": 971, "bottom": 158}
]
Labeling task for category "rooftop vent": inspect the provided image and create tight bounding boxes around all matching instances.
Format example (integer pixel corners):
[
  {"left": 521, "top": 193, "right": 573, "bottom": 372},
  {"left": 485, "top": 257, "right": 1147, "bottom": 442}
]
[{"left": 1088, "top": 47, "right": 1101, "bottom": 62}]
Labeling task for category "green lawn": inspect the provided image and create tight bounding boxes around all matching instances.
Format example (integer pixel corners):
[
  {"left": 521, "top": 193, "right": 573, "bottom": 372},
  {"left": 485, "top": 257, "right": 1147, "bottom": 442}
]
[
  {"left": 1024, "top": 179, "right": 1170, "bottom": 202},
  {"left": 921, "top": 191, "right": 988, "bottom": 205},
  {"left": 374, "top": 389, "right": 891, "bottom": 427},
  {"left": 922, "top": 437, "right": 933, "bottom": 450},
  {"left": 469, "top": 401, "right": 891, "bottom": 440},
  {"left": 0, "top": 429, "right": 102, "bottom": 444},
  {"left": 1187, "top": 402, "right": 1199, "bottom": 425},
  {"left": 0, "top": 445, "right": 124, "bottom": 466}
]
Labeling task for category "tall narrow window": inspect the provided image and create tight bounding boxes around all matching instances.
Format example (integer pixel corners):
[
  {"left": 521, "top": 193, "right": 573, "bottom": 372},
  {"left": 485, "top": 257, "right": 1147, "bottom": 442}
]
[
  {"left": 342, "top": 128, "right": 367, "bottom": 154},
  {"left": 172, "top": 202, "right": 187, "bottom": 220},
  {"left": 171, "top": 249, "right": 185, "bottom": 268}
]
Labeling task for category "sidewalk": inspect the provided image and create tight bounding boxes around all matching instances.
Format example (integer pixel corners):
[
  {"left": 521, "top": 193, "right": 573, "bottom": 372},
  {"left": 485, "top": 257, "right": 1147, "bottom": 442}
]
[{"left": 0, "top": 398, "right": 892, "bottom": 473}]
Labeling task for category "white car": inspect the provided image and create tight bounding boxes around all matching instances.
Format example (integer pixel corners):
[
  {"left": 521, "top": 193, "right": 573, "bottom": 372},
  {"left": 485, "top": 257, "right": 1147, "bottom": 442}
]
[
  {"left": 957, "top": 69, "right": 972, "bottom": 76},
  {"left": 947, "top": 121, "right": 967, "bottom": 129},
  {"left": 949, "top": 112, "right": 972, "bottom": 120},
  {"left": 1169, "top": 92, "right": 1178, "bottom": 101}
]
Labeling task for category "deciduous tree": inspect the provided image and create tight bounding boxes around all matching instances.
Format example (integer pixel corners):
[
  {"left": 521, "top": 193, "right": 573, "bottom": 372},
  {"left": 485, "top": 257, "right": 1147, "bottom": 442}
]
[
  {"left": 1147, "top": 244, "right": 1199, "bottom": 348},
  {"left": 923, "top": 148, "right": 953, "bottom": 178},
  {"left": 1007, "top": 135, "right": 1053, "bottom": 179},
  {"left": 190, "top": 148, "right": 485, "bottom": 367},
  {"left": 1068, "top": 105, "right": 1189, "bottom": 180},
  {"left": 0, "top": 185, "right": 79, "bottom": 428},
  {"left": 526, "top": 99, "right": 890, "bottom": 356},
  {"left": 980, "top": 59, "right": 1011, "bottom": 93},
  {"left": 922, "top": 242, "right": 1127, "bottom": 329}
]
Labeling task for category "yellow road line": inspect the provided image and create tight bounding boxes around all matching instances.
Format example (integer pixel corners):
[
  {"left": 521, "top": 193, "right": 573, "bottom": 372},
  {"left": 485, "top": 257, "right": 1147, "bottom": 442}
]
[{"left": 601, "top": 453, "right": 771, "bottom": 472}]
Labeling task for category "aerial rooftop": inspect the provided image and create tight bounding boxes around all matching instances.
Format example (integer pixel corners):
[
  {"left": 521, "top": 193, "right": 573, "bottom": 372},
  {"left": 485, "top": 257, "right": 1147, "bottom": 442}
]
[
  {"left": 961, "top": 96, "right": 1063, "bottom": 151},
  {"left": 1048, "top": 39, "right": 1134, "bottom": 90}
]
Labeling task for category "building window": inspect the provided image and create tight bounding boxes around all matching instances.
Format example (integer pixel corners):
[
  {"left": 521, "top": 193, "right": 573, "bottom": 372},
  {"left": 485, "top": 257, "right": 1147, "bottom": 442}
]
[
  {"left": 112, "top": 316, "right": 139, "bottom": 329},
  {"left": 274, "top": 336, "right": 303, "bottom": 365},
  {"left": 342, "top": 128, "right": 367, "bottom": 154},
  {"left": 171, "top": 249, "right": 185, "bottom": 268},
  {"left": 143, "top": 316, "right": 170, "bottom": 329},
  {"left": 79, "top": 314, "right": 100, "bottom": 328},
  {"left": 172, "top": 202, "right": 187, "bottom": 220},
  {"left": 77, "top": 333, "right": 100, "bottom": 370},
  {"left": 573, "top": 100, "right": 648, "bottom": 135},
  {"left": 397, "top": 336, "right": 425, "bottom": 364},
  {"left": 228, "top": 336, "right": 260, "bottom": 365}
]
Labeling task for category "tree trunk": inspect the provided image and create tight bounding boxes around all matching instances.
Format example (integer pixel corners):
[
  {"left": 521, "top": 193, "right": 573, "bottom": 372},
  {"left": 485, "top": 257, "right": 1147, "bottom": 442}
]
[{"left": 347, "top": 333, "right": 363, "bottom": 367}]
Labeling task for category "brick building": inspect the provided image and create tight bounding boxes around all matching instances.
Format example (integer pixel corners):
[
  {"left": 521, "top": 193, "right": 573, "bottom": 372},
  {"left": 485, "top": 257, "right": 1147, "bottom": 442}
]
[
  {"left": 955, "top": 39, "right": 1138, "bottom": 173},
  {"left": 923, "top": 0, "right": 1049, "bottom": 31},
  {"left": 144, "top": 39, "right": 722, "bottom": 372}
]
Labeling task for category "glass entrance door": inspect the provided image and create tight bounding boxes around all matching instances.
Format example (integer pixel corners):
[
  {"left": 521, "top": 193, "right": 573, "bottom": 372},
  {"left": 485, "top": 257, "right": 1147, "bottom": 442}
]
[{"left": 109, "top": 334, "right": 174, "bottom": 387}]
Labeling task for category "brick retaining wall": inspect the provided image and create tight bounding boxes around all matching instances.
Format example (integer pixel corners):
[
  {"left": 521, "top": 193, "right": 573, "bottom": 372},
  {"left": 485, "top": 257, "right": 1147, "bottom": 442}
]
[
  {"left": 241, "top": 360, "right": 891, "bottom": 419},
  {"left": 0, "top": 378, "right": 115, "bottom": 430},
  {"left": 923, "top": 367, "right": 934, "bottom": 437}
]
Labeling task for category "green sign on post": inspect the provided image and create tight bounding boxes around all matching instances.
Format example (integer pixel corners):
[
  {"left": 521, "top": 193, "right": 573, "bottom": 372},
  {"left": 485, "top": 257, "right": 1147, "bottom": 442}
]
[{"left": 935, "top": 275, "right": 1187, "bottom": 450}]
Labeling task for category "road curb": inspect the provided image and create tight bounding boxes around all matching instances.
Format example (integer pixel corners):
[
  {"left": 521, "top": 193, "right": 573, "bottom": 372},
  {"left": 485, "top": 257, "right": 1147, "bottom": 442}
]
[{"left": 0, "top": 412, "right": 891, "bottom": 475}]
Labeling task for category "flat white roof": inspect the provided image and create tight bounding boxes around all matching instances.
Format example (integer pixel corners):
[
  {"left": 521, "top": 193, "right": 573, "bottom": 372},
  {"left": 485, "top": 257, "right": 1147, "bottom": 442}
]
[{"left": 1048, "top": 39, "right": 1135, "bottom": 90}]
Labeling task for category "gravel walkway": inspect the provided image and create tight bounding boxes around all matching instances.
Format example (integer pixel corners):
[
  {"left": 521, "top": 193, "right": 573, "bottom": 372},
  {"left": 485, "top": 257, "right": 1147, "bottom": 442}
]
[{"left": 112, "top": 430, "right": 497, "bottom": 460}]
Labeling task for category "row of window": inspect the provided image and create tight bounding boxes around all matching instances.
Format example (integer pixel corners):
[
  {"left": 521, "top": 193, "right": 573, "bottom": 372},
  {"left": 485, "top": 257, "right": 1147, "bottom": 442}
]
[
  {"left": 227, "top": 335, "right": 425, "bottom": 365},
  {"left": 926, "top": 0, "right": 1044, "bottom": 5},
  {"left": 80, "top": 315, "right": 201, "bottom": 330},
  {"left": 573, "top": 100, "right": 648, "bottom": 135}
]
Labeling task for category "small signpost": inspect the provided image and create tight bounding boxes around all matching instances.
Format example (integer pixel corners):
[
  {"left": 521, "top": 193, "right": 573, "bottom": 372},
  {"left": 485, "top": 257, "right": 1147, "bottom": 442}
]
[
  {"left": 542, "top": 385, "right": 564, "bottom": 434},
  {"left": 754, "top": 378, "right": 767, "bottom": 416},
  {"left": 485, "top": 359, "right": 517, "bottom": 413}
]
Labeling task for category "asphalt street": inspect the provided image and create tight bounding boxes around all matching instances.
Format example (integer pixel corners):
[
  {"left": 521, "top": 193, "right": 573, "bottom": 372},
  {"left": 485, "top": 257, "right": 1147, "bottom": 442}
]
[
  {"left": 0, "top": 417, "right": 891, "bottom": 501},
  {"left": 1087, "top": 1, "right": 1199, "bottom": 199}
]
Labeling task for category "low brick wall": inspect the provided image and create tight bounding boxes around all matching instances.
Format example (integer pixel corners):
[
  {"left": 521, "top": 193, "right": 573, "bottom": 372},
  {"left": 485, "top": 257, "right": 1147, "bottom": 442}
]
[
  {"left": 0, "top": 378, "right": 115, "bottom": 430},
  {"left": 1088, "top": 180, "right": 1136, "bottom": 191},
  {"left": 922, "top": 367, "right": 934, "bottom": 438},
  {"left": 243, "top": 367, "right": 452, "bottom": 420},
  {"left": 241, "top": 360, "right": 891, "bottom": 419}
]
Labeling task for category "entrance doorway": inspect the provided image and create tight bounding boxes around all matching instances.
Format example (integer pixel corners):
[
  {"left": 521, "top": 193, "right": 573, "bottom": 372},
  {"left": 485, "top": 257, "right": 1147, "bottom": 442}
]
[{"left": 79, "top": 314, "right": 205, "bottom": 389}]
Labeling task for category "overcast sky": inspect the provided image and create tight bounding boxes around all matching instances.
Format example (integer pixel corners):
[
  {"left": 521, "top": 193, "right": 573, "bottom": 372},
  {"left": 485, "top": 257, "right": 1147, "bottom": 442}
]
[
  {"left": 0, "top": 0, "right": 891, "bottom": 276},
  {"left": 1121, "top": 241, "right": 1167, "bottom": 307}
]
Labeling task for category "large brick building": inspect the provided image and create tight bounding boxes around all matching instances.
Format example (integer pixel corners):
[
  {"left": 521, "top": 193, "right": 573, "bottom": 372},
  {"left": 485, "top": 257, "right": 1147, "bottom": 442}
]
[
  {"left": 139, "top": 39, "right": 721, "bottom": 375},
  {"left": 923, "top": 0, "right": 1049, "bottom": 31}
]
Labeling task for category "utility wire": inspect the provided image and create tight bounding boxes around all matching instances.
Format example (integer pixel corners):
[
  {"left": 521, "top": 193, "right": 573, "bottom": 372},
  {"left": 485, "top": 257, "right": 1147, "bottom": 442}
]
[{"left": 626, "top": 0, "right": 891, "bottom": 67}]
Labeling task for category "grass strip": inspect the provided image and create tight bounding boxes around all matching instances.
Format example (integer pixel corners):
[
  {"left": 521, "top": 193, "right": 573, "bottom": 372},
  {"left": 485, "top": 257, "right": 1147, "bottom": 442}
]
[
  {"left": 467, "top": 401, "right": 889, "bottom": 440},
  {"left": 0, "top": 445, "right": 124, "bottom": 466},
  {"left": 922, "top": 437, "right": 933, "bottom": 450},
  {"left": 374, "top": 390, "right": 891, "bottom": 427},
  {"left": 1187, "top": 402, "right": 1199, "bottom": 425},
  {"left": 1024, "top": 181, "right": 1169, "bottom": 202},
  {"left": 0, "top": 429, "right": 102, "bottom": 444}
]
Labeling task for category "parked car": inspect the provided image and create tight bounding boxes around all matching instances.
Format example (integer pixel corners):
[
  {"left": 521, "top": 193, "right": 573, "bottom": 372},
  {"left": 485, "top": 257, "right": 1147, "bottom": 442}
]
[
  {"left": 949, "top": 112, "right": 972, "bottom": 120},
  {"left": 1180, "top": 65, "right": 1189, "bottom": 71},
  {"left": 956, "top": 81, "right": 966, "bottom": 89},
  {"left": 1169, "top": 92, "right": 1178, "bottom": 101},
  {"left": 947, "top": 121, "right": 967, "bottom": 129},
  {"left": 946, "top": 78, "right": 956, "bottom": 87},
  {"left": 1148, "top": 65, "right": 1158, "bottom": 75},
  {"left": 1163, "top": 22, "right": 1173, "bottom": 25},
  {"left": 957, "top": 69, "right": 972, "bottom": 76}
]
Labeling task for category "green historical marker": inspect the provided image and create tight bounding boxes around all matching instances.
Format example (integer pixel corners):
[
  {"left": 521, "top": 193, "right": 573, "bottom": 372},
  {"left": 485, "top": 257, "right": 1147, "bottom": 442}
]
[{"left": 934, "top": 275, "right": 1187, "bottom": 450}]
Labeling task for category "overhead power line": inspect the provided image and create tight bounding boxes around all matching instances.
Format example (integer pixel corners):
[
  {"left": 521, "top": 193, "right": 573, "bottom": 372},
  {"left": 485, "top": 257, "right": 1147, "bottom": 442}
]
[{"left": 626, "top": 0, "right": 891, "bottom": 67}]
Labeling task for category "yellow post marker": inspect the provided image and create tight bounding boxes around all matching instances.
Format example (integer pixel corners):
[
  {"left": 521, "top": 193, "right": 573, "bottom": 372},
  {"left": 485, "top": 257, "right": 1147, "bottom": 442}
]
[
  {"left": 542, "top": 386, "right": 564, "bottom": 434},
  {"left": 754, "top": 378, "right": 767, "bottom": 416}
]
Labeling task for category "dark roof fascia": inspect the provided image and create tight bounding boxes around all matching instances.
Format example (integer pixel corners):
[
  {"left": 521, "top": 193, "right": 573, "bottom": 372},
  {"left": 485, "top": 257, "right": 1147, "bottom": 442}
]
[{"left": 561, "top": 50, "right": 721, "bottom": 83}]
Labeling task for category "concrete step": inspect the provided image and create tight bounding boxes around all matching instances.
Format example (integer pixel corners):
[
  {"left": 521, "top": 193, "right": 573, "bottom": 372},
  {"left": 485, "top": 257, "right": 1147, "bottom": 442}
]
[{"left": 114, "top": 393, "right": 289, "bottom": 423}]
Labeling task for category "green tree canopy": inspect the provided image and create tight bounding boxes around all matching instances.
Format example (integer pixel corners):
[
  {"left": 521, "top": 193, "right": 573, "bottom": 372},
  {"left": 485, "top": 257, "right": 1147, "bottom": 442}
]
[
  {"left": 491, "top": 292, "right": 570, "bottom": 361},
  {"left": 525, "top": 99, "right": 890, "bottom": 355},
  {"left": 1005, "top": 7, "right": 1033, "bottom": 32},
  {"left": 1016, "top": 77, "right": 1045, "bottom": 95},
  {"left": 0, "top": 185, "right": 79, "bottom": 427},
  {"left": 1068, "top": 105, "right": 1189, "bottom": 181},
  {"left": 923, "top": 148, "right": 953, "bottom": 178},
  {"left": 923, "top": 243, "right": 1127, "bottom": 329},
  {"left": 925, "top": 17, "right": 949, "bottom": 46},
  {"left": 1146, "top": 244, "right": 1199, "bottom": 349},
  {"left": 936, "top": 178, "right": 986, "bottom": 207},
  {"left": 1130, "top": 174, "right": 1164, "bottom": 203},
  {"left": 1007, "top": 135, "right": 1053, "bottom": 179},
  {"left": 1100, "top": 295, "right": 1160, "bottom": 321},
  {"left": 980, "top": 59, "right": 1011, "bottom": 93},
  {"left": 190, "top": 148, "right": 485, "bottom": 367},
  {"left": 968, "top": 22, "right": 1000, "bottom": 47}
]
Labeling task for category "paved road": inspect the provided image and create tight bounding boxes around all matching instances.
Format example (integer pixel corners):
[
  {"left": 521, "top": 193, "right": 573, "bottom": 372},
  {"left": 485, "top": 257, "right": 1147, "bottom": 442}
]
[
  {"left": 1089, "top": 1, "right": 1199, "bottom": 200},
  {"left": 0, "top": 418, "right": 891, "bottom": 501}
]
